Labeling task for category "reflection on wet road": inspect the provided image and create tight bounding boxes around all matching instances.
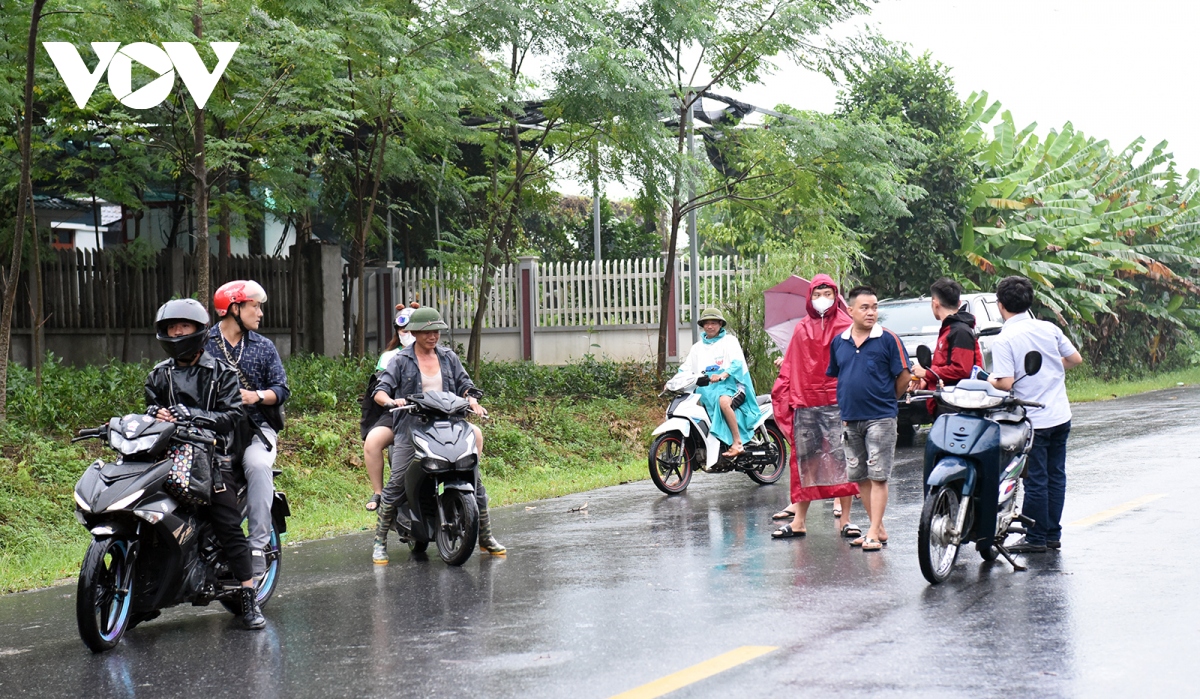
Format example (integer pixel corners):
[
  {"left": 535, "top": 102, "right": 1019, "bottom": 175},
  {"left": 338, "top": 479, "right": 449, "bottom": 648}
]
[{"left": 1, "top": 388, "right": 1198, "bottom": 698}]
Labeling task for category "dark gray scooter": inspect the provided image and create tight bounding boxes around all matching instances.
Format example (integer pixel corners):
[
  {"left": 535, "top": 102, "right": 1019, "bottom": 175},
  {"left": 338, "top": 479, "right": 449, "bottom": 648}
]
[
  {"left": 72, "top": 414, "right": 289, "bottom": 652},
  {"left": 391, "top": 391, "right": 482, "bottom": 566},
  {"left": 912, "top": 346, "right": 1044, "bottom": 584}
]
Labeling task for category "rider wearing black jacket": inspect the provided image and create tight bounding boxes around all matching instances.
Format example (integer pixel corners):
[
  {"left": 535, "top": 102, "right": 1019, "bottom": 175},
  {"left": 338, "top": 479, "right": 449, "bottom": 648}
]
[{"left": 146, "top": 298, "right": 265, "bottom": 630}]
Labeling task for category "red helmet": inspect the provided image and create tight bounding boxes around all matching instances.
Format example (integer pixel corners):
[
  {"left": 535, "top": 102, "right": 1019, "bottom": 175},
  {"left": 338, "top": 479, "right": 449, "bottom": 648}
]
[{"left": 213, "top": 280, "right": 268, "bottom": 317}]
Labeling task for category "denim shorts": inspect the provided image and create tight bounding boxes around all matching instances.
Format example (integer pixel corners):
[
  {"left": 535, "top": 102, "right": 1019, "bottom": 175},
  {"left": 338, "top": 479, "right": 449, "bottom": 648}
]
[{"left": 843, "top": 417, "right": 898, "bottom": 482}]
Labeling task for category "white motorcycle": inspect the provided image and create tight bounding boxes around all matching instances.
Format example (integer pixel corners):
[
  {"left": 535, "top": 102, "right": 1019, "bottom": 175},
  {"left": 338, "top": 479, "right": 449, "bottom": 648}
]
[{"left": 648, "top": 371, "right": 787, "bottom": 494}]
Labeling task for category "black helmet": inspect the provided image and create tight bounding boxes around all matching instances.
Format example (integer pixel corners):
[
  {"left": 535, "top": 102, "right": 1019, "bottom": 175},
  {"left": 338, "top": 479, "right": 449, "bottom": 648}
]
[{"left": 155, "top": 298, "right": 210, "bottom": 360}]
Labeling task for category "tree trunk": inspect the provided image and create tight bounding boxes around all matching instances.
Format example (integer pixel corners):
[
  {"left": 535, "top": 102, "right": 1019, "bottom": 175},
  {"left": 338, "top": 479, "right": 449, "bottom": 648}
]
[
  {"left": 193, "top": 2, "right": 211, "bottom": 308},
  {"left": 30, "top": 195, "right": 42, "bottom": 387},
  {"left": 0, "top": 0, "right": 48, "bottom": 420}
]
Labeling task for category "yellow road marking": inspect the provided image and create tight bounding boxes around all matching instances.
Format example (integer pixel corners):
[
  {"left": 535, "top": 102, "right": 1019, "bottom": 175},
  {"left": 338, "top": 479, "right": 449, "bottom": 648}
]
[
  {"left": 609, "top": 646, "right": 778, "bottom": 699},
  {"left": 1068, "top": 493, "right": 1166, "bottom": 527}
]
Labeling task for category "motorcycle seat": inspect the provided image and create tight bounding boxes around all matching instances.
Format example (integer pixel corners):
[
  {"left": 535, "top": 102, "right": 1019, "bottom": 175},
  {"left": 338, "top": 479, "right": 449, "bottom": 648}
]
[{"left": 756, "top": 394, "right": 771, "bottom": 406}]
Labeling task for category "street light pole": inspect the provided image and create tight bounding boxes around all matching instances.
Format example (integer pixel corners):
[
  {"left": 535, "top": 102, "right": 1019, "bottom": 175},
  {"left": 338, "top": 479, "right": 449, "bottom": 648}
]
[{"left": 687, "top": 96, "right": 699, "bottom": 345}]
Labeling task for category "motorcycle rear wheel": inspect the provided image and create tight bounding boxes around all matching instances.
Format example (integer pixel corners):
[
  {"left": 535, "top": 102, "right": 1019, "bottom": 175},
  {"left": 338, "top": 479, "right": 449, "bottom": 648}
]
[
  {"left": 436, "top": 489, "right": 479, "bottom": 566},
  {"left": 649, "top": 433, "right": 692, "bottom": 495},
  {"left": 918, "top": 486, "right": 963, "bottom": 584},
  {"left": 746, "top": 422, "right": 787, "bottom": 485},
  {"left": 221, "top": 520, "right": 283, "bottom": 614},
  {"left": 77, "top": 538, "right": 135, "bottom": 653}
]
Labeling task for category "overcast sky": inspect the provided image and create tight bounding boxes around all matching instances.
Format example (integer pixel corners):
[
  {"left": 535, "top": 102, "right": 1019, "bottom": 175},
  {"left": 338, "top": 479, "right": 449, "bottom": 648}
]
[{"left": 577, "top": 0, "right": 1200, "bottom": 199}]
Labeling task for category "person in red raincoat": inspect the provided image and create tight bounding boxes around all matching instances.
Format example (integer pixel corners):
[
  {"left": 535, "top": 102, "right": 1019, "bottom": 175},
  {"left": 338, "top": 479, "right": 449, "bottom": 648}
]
[{"left": 769, "top": 274, "right": 861, "bottom": 539}]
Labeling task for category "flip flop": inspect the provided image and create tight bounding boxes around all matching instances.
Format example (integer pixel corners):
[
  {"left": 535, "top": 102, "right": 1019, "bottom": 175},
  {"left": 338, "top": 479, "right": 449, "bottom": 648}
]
[
  {"left": 772, "top": 524, "right": 806, "bottom": 539},
  {"left": 771, "top": 510, "right": 794, "bottom": 520},
  {"left": 832, "top": 505, "right": 842, "bottom": 518},
  {"left": 840, "top": 523, "right": 861, "bottom": 538},
  {"left": 850, "top": 536, "right": 865, "bottom": 547},
  {"left": 862, "top": 538, "right": 884, "bottom": 551},
  {"left": 365, "top": 493, "right": 382, "bottom": 512}
]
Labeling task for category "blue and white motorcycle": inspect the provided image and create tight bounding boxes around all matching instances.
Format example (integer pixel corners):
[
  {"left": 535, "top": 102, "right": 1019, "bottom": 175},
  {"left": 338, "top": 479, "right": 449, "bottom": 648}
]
[
  {"left": 648, "top": 369, "right": 787, "bottom": 494},
  {"left": 913, "top": 346, "right": 1044, "bottom": 584}
]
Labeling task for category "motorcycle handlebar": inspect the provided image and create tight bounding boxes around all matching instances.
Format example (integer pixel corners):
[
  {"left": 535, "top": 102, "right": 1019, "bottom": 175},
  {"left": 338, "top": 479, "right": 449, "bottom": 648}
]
[
  {"left": 1010, "top": 398, "right": 1044, "bottom": 408},
  {"left": 71, "top": 425, "right": 106, "bottom": 443}
]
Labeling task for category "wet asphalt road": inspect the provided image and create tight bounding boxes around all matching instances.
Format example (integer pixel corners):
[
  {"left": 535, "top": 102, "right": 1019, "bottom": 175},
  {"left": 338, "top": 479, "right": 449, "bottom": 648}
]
[{"left": 1, "top": 388, "right": 1197, "bottom": 698}]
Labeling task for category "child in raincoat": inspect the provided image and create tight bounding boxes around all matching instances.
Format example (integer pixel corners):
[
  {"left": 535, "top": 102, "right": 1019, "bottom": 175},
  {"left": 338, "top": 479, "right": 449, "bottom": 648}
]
[{"left": 676, "top": 308, "right": 761, "bottom": 457}]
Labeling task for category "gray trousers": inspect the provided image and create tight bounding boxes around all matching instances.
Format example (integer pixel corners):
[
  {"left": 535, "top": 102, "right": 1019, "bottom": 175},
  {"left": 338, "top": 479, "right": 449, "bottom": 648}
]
[{"left": 241, "top": 426, "right": 277, "bottom": 574}]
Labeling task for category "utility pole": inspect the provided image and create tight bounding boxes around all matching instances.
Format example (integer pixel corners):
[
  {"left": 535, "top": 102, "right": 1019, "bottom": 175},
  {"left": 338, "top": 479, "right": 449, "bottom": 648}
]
[
  {"left": 687, "top": 97, "right": 699, "bottom": 345},
  {"left": 593, "top": 144, "right": 602, "bottom": 263}
]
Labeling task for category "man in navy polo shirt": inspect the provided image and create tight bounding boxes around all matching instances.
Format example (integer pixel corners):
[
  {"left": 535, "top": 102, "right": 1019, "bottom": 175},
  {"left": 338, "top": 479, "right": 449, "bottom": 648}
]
[{"left": 828, "top": 286, "right": 911, "bottom": 551}]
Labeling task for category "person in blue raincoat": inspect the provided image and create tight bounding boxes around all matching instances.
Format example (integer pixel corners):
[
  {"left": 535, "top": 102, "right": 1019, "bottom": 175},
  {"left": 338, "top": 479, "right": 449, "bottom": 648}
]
[{"left": 676, "top": 308, "right": 761, "bottom": 457}]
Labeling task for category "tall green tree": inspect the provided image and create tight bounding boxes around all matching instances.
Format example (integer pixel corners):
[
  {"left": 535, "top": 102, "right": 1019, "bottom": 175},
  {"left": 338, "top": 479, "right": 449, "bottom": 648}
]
[
  {"left": 837, "top": 48, "right": 978, "bottom": 297},
  {"left": 615, "top": 0, "right": 879, "bottom": 374}
]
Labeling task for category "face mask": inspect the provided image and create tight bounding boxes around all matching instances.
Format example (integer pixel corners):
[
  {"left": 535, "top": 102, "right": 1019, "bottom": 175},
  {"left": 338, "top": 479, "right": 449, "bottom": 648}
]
[
  {"left": 400, "top": 333, "right": 415, "bottom": 347},
  {"left": 812, "top": 297, "right": 835, "bottom": 315}
]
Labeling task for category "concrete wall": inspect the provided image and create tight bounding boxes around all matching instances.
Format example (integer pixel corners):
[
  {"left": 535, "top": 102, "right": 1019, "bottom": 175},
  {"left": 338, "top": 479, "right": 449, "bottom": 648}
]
[{"left": 453, "top": 325, "right": 691, "bottom": 365}]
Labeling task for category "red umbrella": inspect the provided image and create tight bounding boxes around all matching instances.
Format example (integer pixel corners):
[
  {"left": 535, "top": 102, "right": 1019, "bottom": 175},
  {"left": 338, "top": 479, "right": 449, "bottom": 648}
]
[{"left": 763, "top": 275, "right": 847, "bottom": 354}]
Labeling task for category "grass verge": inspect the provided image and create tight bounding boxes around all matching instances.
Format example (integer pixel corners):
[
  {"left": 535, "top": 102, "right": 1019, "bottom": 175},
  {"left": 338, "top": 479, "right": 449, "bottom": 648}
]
[{"left": 1066, "top": 365, "right": 1200, "bottom": 402}]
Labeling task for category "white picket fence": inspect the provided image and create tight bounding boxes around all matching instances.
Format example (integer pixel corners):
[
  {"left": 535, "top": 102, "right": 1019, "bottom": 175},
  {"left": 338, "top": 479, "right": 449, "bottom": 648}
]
[{"left": 397, "top": 255, "right": 761, "bottom": 330}]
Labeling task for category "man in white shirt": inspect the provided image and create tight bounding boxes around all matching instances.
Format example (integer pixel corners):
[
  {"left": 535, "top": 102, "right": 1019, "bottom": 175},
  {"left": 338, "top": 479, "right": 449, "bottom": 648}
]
[{"left": 987, "top": 276, "right": 1084, "bottom": 553}]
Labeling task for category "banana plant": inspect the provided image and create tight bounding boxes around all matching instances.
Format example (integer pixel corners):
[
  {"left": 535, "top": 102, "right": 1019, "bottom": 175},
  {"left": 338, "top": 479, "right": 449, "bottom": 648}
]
[{"left": 959, "top": 92, "right": 1200, "bottom": 368}]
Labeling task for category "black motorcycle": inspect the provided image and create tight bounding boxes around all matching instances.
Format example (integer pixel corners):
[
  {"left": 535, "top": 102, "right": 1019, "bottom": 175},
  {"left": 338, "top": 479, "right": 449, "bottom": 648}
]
[
  {"left": 72, "top": 414, "right": 290, "bottom": 652},
  {"left": 391, "top": 391, "right": 482, "bottom": 566}
]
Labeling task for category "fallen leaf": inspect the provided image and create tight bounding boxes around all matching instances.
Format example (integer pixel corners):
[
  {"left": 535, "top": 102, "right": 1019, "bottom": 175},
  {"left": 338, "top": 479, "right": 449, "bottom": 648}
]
[{"left": 525, "top": 506, "right": 537, "bottom": 511}]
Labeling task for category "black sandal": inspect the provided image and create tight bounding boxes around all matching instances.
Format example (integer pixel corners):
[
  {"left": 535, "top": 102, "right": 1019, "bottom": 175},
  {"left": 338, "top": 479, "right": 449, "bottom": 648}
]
[
  {"left": 365, "top": 493, "right": 382, "bottom": 511},
  {"left": 772, "top": 524, "right": 806, "bottom": 539}
]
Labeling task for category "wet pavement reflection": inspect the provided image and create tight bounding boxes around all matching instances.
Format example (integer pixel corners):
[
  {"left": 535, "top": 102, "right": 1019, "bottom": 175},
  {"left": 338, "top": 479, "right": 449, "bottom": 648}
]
[{"left": 1, "top": 388, "right": 1198, "bottom": 697}]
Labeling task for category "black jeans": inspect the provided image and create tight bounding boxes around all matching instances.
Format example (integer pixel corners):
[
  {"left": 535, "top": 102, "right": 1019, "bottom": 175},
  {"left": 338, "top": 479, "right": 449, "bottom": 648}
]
[
  {"left": 1022, "top": 420, "right": 1071, "bottom": 546},
  {"left": 207, "top": 485, "right": 254, "bottom": 582}
]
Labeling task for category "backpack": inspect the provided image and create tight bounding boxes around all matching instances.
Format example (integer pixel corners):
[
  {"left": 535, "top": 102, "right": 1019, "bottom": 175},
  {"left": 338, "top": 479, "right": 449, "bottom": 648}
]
[{"left": 360, "top": 372, "right": 387, "bottom": 440}]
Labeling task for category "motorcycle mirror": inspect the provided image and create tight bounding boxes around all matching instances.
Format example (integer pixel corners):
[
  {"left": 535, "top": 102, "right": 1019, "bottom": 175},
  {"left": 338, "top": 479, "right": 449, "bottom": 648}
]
[
  {"left": 696, "top": 375, "right": 711, "bottom": 387},
  {"left": 916, "top": 345, "right": 932, "bottom": 368},
  {"left": 1024, "top": 351, "right": 1043, "bottom": 377},
  {"left": 978, "top": 325, "right": 1003, "bottom": 337}
]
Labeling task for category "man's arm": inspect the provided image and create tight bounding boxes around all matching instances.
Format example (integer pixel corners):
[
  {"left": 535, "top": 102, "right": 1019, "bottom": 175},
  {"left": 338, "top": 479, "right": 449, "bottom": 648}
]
[
  {"left": 990, "top": 376, "right": 1015, "bottom": 391},
  {"left": 895, "top": 368, "right": 913, "bottom": 399},
  {"left": 1063, "top": 351, "right": 1083, "bottom": 371}
]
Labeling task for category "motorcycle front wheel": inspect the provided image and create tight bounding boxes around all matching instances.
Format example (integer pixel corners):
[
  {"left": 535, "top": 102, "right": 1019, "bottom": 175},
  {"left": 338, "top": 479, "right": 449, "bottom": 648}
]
[
  {"left": 918, "top": 486, "right": 964, "bottom": 584},
  {"left": 436, "top": 489, "right": 479, "bottom": 566},
  {"left": 746, "top": 422, "right": 787, "bottom": 485},
  {"left": 649, "top": 433, "right": 692, "bottom": 494},
  {"left": 77, "top": 538, "right": 136, "bottom": 653}
]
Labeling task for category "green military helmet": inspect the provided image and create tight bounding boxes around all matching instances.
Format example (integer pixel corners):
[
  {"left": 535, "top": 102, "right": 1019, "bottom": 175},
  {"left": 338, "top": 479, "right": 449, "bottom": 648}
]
[
  {"left": 405, "top": 306, "right": 449, "bottom": 332},
  {"left": 697, "top": 308, "right": 726, "bottom": 327}
]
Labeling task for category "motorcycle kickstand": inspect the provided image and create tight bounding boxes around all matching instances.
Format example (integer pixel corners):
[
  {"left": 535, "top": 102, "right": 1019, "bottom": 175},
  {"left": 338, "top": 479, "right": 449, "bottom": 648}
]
[{"left": 993, "top": 543, "right": 1027, "bottom": 572}]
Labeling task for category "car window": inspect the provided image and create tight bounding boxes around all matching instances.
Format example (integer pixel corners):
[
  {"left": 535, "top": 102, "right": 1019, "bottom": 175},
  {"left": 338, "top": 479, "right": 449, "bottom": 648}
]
[{"left": 877, "top": 302, "right": 939, "bottom": 335}]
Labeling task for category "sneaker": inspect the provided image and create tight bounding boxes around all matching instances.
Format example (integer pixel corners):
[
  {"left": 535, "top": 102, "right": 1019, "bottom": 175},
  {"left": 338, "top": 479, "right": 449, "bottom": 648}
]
[
  {"left": 1047, "top": 540, "right": 1061, "bottom": 550},
  {"left": 240, "top": 587, "right": 266, "bottom": 630},
  {"left": 1007, "top": 537, "right": 1048, "bottom": 554},
  {"left": 372, "top": 539, "right": 389, "bottom": 565}
]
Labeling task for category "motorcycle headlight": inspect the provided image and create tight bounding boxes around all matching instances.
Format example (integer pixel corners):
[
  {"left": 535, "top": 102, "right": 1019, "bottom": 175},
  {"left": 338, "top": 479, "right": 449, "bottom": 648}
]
[
  {"left": 941, "top": 387, "right": 1004, "bottom": 410},
  {"left": 106, "top": 489, "right": 145, "bottom": 512},
  {"left": 74, "top": 490, "right": 92, "bottom": 512},
  {"left": 413, "top": 435, "right": 448, "bottom": 462},
  {"left": 109, "top": 432, "right": 161, "bottom": 455}
]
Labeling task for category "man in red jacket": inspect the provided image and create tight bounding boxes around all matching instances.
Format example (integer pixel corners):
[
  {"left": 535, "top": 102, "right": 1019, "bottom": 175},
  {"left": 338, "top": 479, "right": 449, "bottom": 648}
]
[
  {"left": 911, "top": 278, "right": 983, "bottom": 391},
  {"left": 769, "top": 274, "right": 861, "bottom": 539}
]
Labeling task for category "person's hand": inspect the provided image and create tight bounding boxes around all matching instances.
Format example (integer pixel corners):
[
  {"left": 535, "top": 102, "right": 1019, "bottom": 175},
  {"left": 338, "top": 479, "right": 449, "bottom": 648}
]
[
  {"left": 388, "top": 398, "right": 407, "bottom": 409},
  {"left": 240, "top": 388, "right": 258, "bottom": 405},
  {"left": 469, "top": 397, "right": 488, "bottom": 418},
  {"left": 773, "top": 357, "right": 784, "bottom": 367},
  {"left": 910, "top": 365, "right": 926, "bottom": 379},
  {"left": 155, "top": 407, "right": 175, "bottom": 423}
]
